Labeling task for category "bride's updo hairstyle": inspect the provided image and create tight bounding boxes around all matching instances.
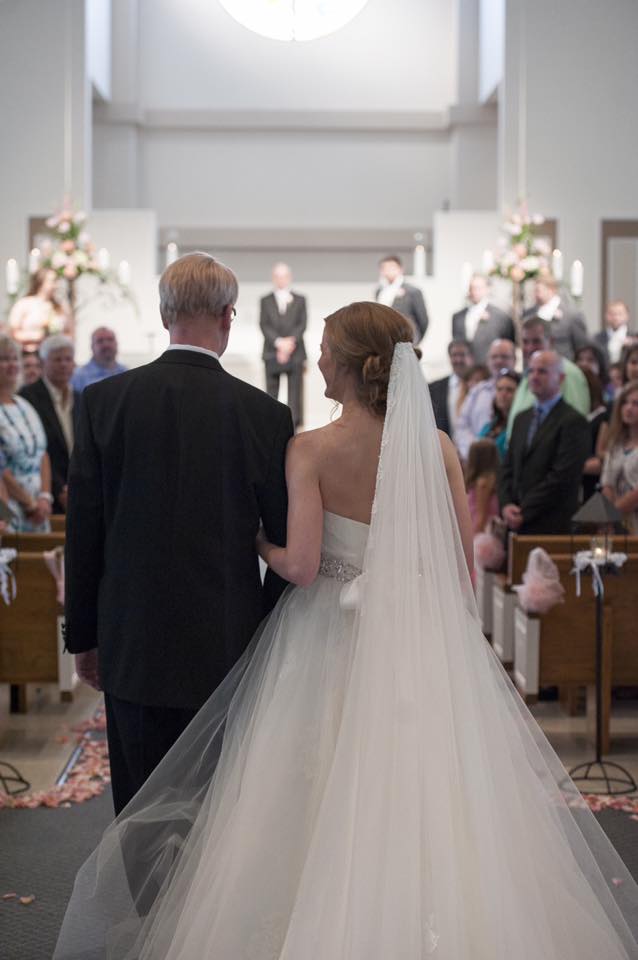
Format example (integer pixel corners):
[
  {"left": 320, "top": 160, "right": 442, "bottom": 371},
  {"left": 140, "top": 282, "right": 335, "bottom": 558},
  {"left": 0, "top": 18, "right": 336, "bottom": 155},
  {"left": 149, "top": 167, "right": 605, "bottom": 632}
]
[{"left": 324, "top": 301, "right": 421, "bottom": 416}]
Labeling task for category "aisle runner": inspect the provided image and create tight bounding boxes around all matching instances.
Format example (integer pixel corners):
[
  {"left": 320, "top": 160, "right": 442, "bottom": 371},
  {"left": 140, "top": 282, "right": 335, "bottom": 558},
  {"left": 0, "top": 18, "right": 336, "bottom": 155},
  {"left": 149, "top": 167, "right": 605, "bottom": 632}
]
[{"left": 0, "top": 704, "right": 109, "bottom": 809}]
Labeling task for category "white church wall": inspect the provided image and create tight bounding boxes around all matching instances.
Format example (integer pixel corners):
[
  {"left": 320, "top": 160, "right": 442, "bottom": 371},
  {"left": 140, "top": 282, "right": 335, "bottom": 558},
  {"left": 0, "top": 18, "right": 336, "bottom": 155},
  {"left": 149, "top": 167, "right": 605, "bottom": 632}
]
[
  {"left": 499, "top": 0, "right": 638, "bottom": 329},
  {"left": 0, "top": 0, "right": 91, "bottom": 300}
]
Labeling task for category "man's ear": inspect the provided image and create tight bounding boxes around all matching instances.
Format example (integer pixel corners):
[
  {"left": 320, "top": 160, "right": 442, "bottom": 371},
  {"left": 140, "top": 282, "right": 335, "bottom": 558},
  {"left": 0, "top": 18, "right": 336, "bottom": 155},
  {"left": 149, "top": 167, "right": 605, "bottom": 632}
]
[{"left": 220, "top": 304, "right": 234, "bottom": 333}]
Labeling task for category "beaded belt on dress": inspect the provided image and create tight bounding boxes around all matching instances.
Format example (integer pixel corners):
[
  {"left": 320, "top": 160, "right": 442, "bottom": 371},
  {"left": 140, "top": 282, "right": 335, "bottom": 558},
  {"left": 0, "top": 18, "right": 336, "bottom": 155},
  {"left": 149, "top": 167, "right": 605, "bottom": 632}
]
[{"left": 318, "top": 554, "right": 362, "bottom": 583}]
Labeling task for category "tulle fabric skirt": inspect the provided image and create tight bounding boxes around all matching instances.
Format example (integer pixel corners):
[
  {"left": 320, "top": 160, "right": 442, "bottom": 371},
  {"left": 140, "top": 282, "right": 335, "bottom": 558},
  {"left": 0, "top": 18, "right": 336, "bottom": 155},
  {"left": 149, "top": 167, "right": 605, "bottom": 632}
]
[{"left": 54, "top": 564, "right": 638, "bottom": 960}]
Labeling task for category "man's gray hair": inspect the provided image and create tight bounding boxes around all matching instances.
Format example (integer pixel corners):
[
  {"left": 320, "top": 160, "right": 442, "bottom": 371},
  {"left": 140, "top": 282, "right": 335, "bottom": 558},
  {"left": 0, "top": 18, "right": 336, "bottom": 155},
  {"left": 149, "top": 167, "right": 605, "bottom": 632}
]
[
  {"left": 159, "top": 252, "right": 238, "bottom": 327},
  {"left": 40, "top": 334, "right": 74, "bottom": 361}
]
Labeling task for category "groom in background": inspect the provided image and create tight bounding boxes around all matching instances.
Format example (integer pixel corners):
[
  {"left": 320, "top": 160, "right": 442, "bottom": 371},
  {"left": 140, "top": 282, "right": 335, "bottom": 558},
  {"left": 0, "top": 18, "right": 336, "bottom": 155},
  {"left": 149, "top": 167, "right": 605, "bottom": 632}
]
[
  {"left": 64, "top": 253, "right": 293, "bottom": 815},
  {"left": 260, "top": 262, "right": 307, "bottom": 429}
]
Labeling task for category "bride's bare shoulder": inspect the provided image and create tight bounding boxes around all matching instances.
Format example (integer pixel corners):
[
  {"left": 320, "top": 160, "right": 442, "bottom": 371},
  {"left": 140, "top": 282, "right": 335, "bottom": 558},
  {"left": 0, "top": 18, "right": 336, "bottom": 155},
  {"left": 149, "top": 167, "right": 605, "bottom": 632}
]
[{"left": 286, "top": 424, "right": 338, "bottom": 465}]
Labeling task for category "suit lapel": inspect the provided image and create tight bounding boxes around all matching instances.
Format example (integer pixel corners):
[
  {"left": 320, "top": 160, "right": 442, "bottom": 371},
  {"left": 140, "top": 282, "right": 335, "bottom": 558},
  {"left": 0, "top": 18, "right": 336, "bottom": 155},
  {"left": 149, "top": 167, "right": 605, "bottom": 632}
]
[{"left": 35, "top": 380, "right": 68, "bottom": 453}]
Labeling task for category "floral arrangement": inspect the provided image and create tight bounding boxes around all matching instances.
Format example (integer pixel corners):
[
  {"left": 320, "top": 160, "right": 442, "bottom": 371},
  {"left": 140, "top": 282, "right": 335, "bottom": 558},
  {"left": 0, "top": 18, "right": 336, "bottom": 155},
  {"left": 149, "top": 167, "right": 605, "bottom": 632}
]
[
  {"left": 40, "top": 201, "right": 106, "bottom": 282},
  {"left": 489, "top": 200, "right": 551, "bottom": 284}
]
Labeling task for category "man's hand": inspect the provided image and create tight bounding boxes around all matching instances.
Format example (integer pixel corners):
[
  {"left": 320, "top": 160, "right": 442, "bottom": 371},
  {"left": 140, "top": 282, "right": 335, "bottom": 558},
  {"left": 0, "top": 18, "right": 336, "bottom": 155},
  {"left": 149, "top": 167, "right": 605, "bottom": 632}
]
[
  {"left": 59, "top": 486, "right": 69, "bottom": 511},
  {"left": 275, "top": 336, "right": 296, "bottom": 365},
  {"left": 75, "top": 649, "right": 101, "bottom": 691},
  {"left": 502, "top": 503, "right": 523, "bottom": 530}
]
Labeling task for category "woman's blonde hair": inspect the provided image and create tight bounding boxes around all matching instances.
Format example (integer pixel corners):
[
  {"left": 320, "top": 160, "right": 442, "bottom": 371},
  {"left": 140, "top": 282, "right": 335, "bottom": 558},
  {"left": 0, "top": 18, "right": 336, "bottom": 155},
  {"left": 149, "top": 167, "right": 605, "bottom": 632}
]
[
  {"left": 323, "top": 301, "right": 420, "bottom": 416},
  {"left": 606, "top": 379, "right": 638, "bottom": 452}
]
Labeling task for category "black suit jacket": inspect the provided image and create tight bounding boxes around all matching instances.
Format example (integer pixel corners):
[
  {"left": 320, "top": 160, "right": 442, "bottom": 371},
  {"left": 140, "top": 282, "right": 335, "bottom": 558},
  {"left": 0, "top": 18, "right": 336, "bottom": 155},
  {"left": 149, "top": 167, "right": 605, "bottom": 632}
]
[
  {"left": 19, "top": 379, "right": 81, "bottom": 513},
  {"left": 64, "top": 349, "right": 294, "bottom": 710},
  {"left": 428, "top": 376, "right": 451, "bottom": 435},
  {"left": 260, "top": 292, "right": 307, "bottom": 369},
  {"left": 498, "top": 398, "right": 589, "bottom": 534},
  {"left": 451, "top": 303, "right": 515, "bottom": 364},
  {"left": 594, "top": 328, "right": 636, "bottom": 363},
  {"left": 375, "top": 283, "right": 429, "bottom": 343}
]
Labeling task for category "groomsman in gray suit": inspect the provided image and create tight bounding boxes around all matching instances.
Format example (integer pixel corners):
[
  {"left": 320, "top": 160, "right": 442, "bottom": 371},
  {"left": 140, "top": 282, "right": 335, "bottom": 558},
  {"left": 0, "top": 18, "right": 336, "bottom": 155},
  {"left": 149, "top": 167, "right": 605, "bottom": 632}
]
[
  {"left": 522, "top": 274, "right": 588, "bottom": 360},
  {"left": 452, "top": 273, "right": 515, "bottom": 364},
  {"left": 260, "top": 262, "right": 307, "bottom": 428},
  {"left": 375, "top": 254, "right": 428, "bottom": 343}
]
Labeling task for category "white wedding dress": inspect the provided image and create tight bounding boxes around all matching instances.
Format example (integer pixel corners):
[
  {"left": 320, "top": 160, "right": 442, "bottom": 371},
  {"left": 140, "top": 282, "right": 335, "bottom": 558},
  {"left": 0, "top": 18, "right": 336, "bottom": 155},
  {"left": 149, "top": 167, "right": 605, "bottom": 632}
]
[{"left": 55, "top": 344, "right": 638, "bottom": 959}]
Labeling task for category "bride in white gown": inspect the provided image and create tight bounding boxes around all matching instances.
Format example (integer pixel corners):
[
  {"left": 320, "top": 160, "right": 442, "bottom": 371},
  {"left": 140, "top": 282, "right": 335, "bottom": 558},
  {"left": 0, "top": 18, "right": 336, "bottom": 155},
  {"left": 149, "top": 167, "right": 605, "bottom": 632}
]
[{"left": 55, "top": 302, "right": 638, "bottom": 959}]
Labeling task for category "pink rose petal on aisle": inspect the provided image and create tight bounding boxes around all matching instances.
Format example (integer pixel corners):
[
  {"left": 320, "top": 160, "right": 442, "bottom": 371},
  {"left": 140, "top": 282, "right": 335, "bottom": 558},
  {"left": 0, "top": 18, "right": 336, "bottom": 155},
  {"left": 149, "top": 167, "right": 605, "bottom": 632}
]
[
  {"left": 3, "top": 892, "right": 17, "bottom": 900},
  {"left": 19, "top": 895, "right": 36, "bottom": 905}
]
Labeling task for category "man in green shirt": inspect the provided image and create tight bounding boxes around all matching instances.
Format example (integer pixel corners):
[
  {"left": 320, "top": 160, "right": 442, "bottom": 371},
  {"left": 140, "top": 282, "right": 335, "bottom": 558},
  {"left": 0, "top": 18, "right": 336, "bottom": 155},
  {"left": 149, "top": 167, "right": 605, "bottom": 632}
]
[{"left": 506, "top": 316, "right": 590, "bottom": 438}]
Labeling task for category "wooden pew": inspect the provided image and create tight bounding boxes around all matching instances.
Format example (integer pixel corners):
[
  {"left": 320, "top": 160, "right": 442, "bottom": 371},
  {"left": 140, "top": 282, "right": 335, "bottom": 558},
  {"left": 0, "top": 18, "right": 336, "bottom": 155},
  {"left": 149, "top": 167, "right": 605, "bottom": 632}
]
[
  {"left": 1, "top": 532, "right": 65, "bottom": 552},
  {"left": 513, "top": 553, "right": 638, "bottom": 751},
  {"left": 0, "top": 551, "right": 72, "bottom": 713},
  {"left": 50, "top": 514, "right": 66, "bottom": 533},
  {"left": 491, "top": 534, "right": 638, "bottom": 668}
]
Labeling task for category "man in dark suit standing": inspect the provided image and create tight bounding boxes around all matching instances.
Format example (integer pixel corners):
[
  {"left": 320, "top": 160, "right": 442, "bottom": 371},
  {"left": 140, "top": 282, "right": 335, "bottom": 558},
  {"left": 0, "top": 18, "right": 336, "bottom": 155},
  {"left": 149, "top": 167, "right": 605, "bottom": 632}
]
[
  {"left": 522, "top": 275, "right": 588, "bottom": 360},
  {"left": 499, "top": 350, "right": 589, "bottom": 535},
  {"left": 428, "top": 339, "right": 474, "bottom": 436},
  {"left": 452, "top": 274, "right": 515, "bottom": 364},
  {"left": 65, "top": 253, "right": 293, "bottom": 814},
  {"left": 594, "top": 300, "right": 635, "bottom": 364},
  {"left": 19, "top": 334, "right": 80, "bottom": 513},
  {"left": 260, "top": 262, "right": 307, "bottom": 429},
  {"left": 375, "top": 254, "right": 428, "bottom": 343}
]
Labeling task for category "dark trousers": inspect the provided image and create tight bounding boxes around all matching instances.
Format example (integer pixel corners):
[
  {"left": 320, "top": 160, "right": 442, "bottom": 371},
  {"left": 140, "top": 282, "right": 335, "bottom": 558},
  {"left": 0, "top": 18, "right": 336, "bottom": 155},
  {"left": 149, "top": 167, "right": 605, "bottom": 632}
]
[
  {"left": 105, "top": 693, "right": 199, "bottom": 816},
  {"left": 265, "top": 364, "right": 304, "bottom": 428}
]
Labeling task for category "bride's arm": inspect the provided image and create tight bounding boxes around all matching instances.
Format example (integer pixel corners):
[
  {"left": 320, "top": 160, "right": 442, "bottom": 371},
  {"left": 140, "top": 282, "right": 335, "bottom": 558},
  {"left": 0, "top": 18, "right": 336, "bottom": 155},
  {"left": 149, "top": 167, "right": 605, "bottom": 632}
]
[
  {"left": 257, "top": 434, "right": 324, "bottom": 587},
  {"left": 438, "top": 431, "right": 474, "bottom": 577}
]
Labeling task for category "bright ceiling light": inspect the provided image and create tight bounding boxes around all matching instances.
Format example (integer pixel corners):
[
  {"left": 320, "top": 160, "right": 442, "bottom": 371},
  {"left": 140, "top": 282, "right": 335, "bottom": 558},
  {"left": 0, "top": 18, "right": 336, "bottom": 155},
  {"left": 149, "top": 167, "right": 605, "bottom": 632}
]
[{"left": 218, "top": 0, "right": 370, "bottom": 43}]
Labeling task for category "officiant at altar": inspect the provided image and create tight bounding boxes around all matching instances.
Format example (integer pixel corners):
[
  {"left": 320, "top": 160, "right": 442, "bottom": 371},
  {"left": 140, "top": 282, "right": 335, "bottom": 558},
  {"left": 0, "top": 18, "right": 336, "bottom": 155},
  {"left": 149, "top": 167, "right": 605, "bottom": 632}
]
[{"left": 259, "top": 262, "right": 307, "bottom": 429}]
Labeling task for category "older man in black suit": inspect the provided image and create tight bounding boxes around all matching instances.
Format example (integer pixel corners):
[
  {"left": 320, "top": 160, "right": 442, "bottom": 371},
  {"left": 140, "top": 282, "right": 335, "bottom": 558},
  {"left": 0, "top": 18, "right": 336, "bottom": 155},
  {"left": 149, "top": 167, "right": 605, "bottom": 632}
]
[
  {"left": 375, "top": 254, "right": 428, "bottom": 343},
  {"left": 65, "top": 253, "right": 293, "bottom": 814},
  {"left": 499, "top": 350, "right": 589, "bottom": 535},
  {"left": 19, "top": 334, "right": 80, "bottom": 513},
  {"left": 452, "top": 274, "right": 514, "bottom": 364}
]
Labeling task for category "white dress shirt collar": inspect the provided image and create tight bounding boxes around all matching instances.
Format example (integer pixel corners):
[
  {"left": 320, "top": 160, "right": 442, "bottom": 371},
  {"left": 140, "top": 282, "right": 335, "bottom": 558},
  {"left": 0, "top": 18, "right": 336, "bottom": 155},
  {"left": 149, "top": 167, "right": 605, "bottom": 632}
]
[
  {"left": 43, "top": 376, "right": 74, "bottom": 452},
  {"left": 165, "top": 344, "right": 220, "bottom": 360}
]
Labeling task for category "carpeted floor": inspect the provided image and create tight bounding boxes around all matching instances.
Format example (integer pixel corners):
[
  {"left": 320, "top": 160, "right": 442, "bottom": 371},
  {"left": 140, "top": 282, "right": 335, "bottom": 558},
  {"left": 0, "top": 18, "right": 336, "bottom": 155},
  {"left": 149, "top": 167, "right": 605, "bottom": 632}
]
[{"left": 0, "top": 791, "right": 637, "bottom": 960}]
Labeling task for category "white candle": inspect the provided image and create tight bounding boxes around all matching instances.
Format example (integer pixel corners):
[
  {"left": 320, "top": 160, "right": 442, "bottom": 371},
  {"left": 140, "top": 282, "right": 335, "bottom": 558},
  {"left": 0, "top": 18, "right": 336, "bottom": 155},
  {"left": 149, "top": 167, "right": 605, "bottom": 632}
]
[
  {"left": 570, "top": 259, "right": 584, "bottom": 298},
  {"left": 28, "top": 247, "right": 41, "bottom": 273},
  {"left": 6, "top": 258, "right": 19, "bottom": 295},
  {"left": 117, "top": 260, "right": 131, "bottom": 286},
  {"left": 412, "top": 244, "right": 425, "bottom": 278},
  {"left": 552, "top": 249, "right": 563, "bottom": 282},
  {"left": 97, "top": 248, "right": 110, "bottom": 272},
  {"left": 461, "top": 261, "right": 473, "bottom": 296},
  {"left": 481, "top": 248, "right": 495, "bottom": 274},
  {"left": 166, "top": 242, "right": 179, "bottom": 268}
]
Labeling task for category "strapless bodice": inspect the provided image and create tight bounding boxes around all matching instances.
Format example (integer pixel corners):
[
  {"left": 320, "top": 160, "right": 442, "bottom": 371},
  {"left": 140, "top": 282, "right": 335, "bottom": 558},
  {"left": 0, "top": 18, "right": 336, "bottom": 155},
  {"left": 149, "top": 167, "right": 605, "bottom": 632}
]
[{"left": 319, "top": 511, "right": 369, "bottom": 581}]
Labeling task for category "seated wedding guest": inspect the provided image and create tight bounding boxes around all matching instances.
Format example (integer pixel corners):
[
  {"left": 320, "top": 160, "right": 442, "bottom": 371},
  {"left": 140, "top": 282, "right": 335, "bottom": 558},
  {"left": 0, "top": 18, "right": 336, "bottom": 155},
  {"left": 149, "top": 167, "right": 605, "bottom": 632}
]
[
  {"left": 0, "top": 336, "right": 52, "bottom": 531},
  {"left": 454, "top": 338, "right": 516, "bottom": 460},
  {"left": 466, "top": 438, "right": 500, "bottom": 534},
  {"left": 595, "top": 300, "right": 634, "bottom": 364},
  {"left": 601, "top": 380, "right": 638, "bottom": 533},
  {"left": 19, "top": 334, "right": 79, "bottom": 513},
  {"left": 609, "top": 362, "right": 624, "bottom": 397},
  {"left": 21, "top": 349, "right": 42, "bottom": 386},
  {"left": 507, "top": 317, "right": 590, "bottom": 435},
  {"left": 621, "top": 342, "right": 638, "bottom": 384},
  {"left": 575, "top": 342, "right": 608, "bottom": 389},
  {"left": 478, "top": 369, "right": 521, "bottom": 459},
  {"left": 452, "top": 273, "right": 515, "bottom": 364},
  {"left": 8, "top": 267, "right": 71, "bottom": 352},
  {"left": 522, "top": 273, "right": 588, "bottom": 359},
  {"left": 375, "top": 254, "right": 428, "bottom": 343},
  {"left": 499, "top": 350, "right": 589, "bottom": 535},
  {"left": 72, "top": 326, "right": 127, "bottom": 392},
  {"left": 580, "top": 367, "right": 610, "bottom": 502},
  {"left": 428, "top": 339, "right": 474, "bottom": 436}
]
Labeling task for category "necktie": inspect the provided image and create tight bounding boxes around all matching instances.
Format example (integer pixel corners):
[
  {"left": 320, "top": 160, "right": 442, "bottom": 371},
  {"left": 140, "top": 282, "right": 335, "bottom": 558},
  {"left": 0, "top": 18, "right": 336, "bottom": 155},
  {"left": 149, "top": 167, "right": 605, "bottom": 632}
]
[{"left": 526, "top": 405, "right": 543, "bottom": 449}]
